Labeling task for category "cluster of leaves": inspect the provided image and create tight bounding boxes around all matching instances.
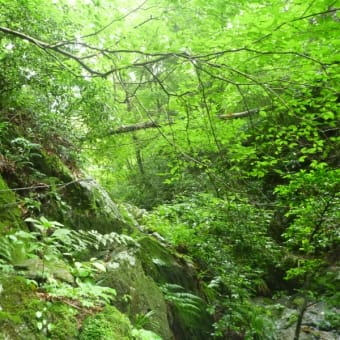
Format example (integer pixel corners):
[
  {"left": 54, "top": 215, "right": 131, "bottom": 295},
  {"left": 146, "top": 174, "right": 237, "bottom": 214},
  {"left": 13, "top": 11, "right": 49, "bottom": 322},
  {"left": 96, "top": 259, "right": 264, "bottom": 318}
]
[
  {"left": 0, "top": 127, "right": 42, "bottom": 176},
  {"left": 276, "top": 168, "right": 339, "bottom": 259}
]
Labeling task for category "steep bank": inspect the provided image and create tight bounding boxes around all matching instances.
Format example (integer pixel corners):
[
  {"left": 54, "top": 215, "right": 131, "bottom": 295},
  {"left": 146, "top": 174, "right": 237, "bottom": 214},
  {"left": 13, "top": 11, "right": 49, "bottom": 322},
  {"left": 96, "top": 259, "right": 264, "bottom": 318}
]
[{"left": 0, "top": 124, "right": 212, "bottom": 339}]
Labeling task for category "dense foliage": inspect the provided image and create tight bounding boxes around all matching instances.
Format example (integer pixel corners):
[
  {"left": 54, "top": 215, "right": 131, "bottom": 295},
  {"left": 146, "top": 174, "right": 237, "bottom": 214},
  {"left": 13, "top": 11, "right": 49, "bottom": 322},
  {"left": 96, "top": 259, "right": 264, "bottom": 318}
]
[{"left": 0, "top": 0, "right": 339, "bottom": 339}]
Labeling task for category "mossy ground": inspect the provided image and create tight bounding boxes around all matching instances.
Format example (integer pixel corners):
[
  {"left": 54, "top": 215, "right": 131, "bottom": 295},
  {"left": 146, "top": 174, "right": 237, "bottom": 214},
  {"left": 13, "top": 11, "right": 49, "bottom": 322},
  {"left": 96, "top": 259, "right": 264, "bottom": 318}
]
[{"left": 0, "top": 275, "right": 79, "bottom": 340}]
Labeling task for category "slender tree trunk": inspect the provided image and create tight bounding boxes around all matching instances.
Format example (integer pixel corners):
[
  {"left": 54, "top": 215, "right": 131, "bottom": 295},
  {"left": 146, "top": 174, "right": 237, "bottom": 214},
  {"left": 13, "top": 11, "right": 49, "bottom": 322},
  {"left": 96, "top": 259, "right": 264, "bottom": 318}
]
[
  {"left": 294, "top": 295, "right": 308, "bottom": 340},
  {"left": 294, "top": 274, "right": 311, "bottom": 340},
  {"left": 133, "top": 134, "right": 145, "bottom": 176}
]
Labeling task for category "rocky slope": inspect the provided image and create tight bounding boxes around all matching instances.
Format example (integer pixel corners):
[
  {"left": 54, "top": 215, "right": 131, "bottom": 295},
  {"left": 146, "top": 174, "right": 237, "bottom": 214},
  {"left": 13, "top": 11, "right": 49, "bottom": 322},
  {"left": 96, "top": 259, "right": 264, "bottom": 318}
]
[{"left": 0, "top": 136, "right": 211, "bottom": 339}]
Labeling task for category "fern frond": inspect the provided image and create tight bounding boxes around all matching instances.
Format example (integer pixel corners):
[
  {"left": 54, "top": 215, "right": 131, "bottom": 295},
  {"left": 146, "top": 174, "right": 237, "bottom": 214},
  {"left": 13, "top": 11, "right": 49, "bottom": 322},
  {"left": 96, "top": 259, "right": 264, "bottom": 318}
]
[{"left": 160, "top": 283, "right": 204, "bottom": 320}]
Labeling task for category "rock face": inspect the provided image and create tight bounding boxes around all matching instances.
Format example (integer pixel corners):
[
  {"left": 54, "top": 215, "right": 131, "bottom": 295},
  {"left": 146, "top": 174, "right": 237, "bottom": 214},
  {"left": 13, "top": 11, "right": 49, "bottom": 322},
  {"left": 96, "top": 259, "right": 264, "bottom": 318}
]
[
  {"left": 98, "top": 253, "right": 173, "bottom": 340},
  {"left": 95, "top": 234, "right": 213, "bottom": 340},
  {"left": 56, "top": 177, "right": 127, "bottom": 233},
  {"left": 138, "top": 236, "right": 198, "bottom": 290},
  {"left": 14, "top": 258, "right": 74, "bottom": 283},
  {"left": 138, "top": 236, "right": 213, "bottom": 340},
  {"left": 33, "top": 153, "right": 127, "bottom": 233},
  {"left": 276, "top": 301, "right": 340, "bottom": 340}
]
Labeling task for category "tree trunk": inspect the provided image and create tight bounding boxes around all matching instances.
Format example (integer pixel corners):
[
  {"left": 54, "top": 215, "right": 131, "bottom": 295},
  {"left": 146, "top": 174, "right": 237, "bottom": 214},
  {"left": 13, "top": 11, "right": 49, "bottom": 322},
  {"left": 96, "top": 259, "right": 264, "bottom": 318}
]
[{"left": 294, "top": 274, "right": 311, "bottom": 340}]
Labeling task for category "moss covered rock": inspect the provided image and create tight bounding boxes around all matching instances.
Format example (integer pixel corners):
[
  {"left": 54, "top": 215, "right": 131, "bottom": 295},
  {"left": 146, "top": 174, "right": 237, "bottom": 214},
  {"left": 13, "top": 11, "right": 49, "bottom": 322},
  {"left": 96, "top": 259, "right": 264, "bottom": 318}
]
[
  {"left": 98, "top": 251, "right": 173, "bottom": 340},
  {"left": 138, "top": 237, "right": 213, "bottom": 340},
  {"left": 47, "top": 303, "right": 79, "bottom": 340},
  {"left": 138, "top": 236, "right": 198, "bottom": 290},
  {"left": 80, "top": 306, "right": 132, "bottom": 340},
  {"left": 15, "top": 258, "right": 74, "bottom": 283},
  {"left": 61, "top": 178, "right": 127, "bottom": 233},
  {"left": 31, "top": 150, "right": 73, "bottom": 184},
  {"left": 0, "top": 176, "right": 24, "bottom": 232},
  {"left": 39, "top": 175, "right": 128, "bottom": 234},
  {"left": 0, "top": 275, "right": 79, "bottom": 340},
  {"left": 2, "top": 146, "right": 126, "bottom": 235}
]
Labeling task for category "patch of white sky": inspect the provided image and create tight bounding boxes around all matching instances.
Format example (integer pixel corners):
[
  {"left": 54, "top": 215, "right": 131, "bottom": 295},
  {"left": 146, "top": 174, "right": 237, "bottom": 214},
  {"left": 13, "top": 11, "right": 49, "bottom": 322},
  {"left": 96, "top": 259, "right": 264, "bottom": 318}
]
[
  {"left": 54, "top": 0, "right": 147, "bottom": 13},
  {"left": 52, "top": 0, "right": 92, "bottom": 4}
]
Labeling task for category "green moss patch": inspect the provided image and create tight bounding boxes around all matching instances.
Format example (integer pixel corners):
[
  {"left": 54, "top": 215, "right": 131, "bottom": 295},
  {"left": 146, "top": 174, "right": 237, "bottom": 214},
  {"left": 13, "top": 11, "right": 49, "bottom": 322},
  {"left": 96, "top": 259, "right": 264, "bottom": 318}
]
[
  {"left": 0, "top": 275, "right": 79, "bottom": 339},
  {"left": 0, "top": 176, "right": 24, "bottom": 232},
  {"left": 80, "top": 306, "right": 132, "bottom": 340},
  {"left": 31, "top": 150, "right": 73, "bottom": 183}
]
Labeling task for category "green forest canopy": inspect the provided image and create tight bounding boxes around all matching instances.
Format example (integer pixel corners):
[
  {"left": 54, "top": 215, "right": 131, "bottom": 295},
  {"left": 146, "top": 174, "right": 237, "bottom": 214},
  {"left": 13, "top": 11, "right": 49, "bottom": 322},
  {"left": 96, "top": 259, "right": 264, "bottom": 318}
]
[{"left": 1, "top": 1, "right": 338, "bottom": 194}]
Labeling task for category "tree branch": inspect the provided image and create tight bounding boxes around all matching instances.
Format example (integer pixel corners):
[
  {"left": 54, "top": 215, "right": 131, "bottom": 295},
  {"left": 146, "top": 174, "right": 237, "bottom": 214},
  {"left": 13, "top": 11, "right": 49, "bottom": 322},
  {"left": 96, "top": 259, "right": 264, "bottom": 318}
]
[
  {"left": 0, "top": 26, "right": 184, "bottom": 78},
  {"left": 108, "top": 121, "right": 173, "bottom": 135},
  {"left": 0, "top": 26, "right": 104, "bottom": 76}
]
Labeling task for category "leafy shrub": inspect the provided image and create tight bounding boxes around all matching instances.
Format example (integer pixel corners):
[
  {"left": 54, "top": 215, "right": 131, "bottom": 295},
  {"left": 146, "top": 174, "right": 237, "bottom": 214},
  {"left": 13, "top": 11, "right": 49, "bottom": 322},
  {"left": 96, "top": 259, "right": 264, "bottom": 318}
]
[
  {"left": 8, "top": 137, "right": 41, "bottom": 170},
  {"left": 0, "top": 230, "right": 36, "bottom": 265}
]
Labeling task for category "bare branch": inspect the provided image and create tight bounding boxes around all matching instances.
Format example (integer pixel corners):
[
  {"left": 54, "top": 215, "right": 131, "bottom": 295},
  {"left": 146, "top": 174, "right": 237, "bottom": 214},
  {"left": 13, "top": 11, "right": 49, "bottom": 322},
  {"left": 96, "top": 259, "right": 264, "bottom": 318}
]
[
  {"left": 81, "top": 0, "right": 148, "bottom": 39},
  {"left": 0, "top": 26, "right": 176, "bottom": 77}
]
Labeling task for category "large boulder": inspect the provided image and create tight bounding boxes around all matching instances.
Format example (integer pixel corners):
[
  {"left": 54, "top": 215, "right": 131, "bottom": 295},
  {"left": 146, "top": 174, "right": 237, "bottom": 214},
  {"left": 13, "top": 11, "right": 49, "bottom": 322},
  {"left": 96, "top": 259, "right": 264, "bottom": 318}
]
[
  {"left": 98, "top": 248, "right": 173, "bottom": 340},
  {"left": 138, "top": 236, "right": 213, "bottom": 340}
]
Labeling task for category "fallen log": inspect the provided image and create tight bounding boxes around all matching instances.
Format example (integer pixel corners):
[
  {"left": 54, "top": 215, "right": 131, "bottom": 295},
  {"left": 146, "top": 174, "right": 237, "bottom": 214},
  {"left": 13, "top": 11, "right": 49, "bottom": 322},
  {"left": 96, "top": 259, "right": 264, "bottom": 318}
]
[
  {"left": 218, "top": 108, "right": 260, "bottom": 120},
  {"left": 108, "top": 121, "right": 165, "bottom": 135}
]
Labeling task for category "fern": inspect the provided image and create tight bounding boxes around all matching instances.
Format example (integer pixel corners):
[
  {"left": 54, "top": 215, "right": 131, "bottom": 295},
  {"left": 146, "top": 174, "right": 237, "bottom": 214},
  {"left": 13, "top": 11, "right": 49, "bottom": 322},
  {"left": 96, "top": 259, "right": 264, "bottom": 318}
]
[
  {"left": 160, "top": 283, "right": 204, "bottom": 323},
  {"left": 44, "top": 280, "right": 116, "bottom": 308},
  {"left": 0, "top": 237, "right": 13, "bottom": 263},
  {"left": 62, "top": 229, "right": 139, "bottom": 256},
  {"left": 0, "top": 219, "right": 126, "bottom": 309},
  {"left": 134, "top": 310, "right": 158, "bottom": 330}
]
